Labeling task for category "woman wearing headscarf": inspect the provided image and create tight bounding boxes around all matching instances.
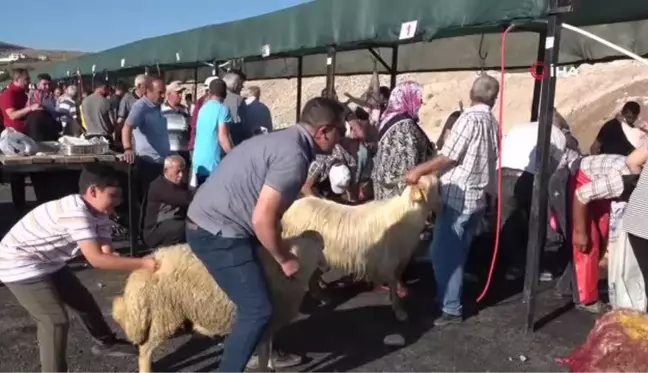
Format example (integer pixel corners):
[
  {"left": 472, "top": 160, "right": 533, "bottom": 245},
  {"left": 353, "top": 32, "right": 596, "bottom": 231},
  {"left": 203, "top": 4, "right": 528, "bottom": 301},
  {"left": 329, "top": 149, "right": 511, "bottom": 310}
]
[
  {"left": 371, "top": 81, "right": 436, "bottom": 298},
  {"left": 371, "top": 81, "right": 435, "bottom": 201}
]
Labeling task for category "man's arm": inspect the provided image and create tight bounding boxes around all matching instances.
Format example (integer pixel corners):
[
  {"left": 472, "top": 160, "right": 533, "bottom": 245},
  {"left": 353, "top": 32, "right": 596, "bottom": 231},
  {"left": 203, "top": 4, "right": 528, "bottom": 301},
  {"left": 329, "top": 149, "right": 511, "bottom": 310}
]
[
  {"left": 407, "top": 115, "right": 472, "bottom": 182},
  {"left": 78, "top": 239, "right": 151, "bottom": 270},
  {"left": 626, "top": 146, "right": 648, "bottom": 174},
  {"left": 122, "top": 101, "right": 143, "bottom": 151},
  {"left": 61, "top": 212, "right": 154, "bottom": 270},
  {"left": 300, "top": 176, "right": 319, "bottom": 197},
  {"left": 2, "top": 92, "right": 36, "bottom": 120},
  {"left": 218, "top": 122, "right": 233, "bottom": 153},
  {"left": 252, "top": 155, "right": 306, "bottom": 264}
]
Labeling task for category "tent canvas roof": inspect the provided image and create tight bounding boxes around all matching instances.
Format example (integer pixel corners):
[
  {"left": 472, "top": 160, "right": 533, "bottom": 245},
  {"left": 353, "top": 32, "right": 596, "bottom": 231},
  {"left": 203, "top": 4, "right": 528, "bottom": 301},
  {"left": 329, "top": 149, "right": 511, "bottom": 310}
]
[{"left": 26, "top": 0, "right": 648, "bottom": 82}]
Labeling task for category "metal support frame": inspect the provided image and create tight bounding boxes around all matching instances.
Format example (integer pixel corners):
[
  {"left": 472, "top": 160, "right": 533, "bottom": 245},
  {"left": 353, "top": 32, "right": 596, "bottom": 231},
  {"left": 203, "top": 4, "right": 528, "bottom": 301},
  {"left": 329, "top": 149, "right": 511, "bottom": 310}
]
[
  {"left": 296, "top": 56, "right": 303, "bottom": 121},
  {"left": 368, "top": 48, "right": 391, "bottom": 71},
  {"left": 325, "top": 47, "right": 336, "bottom": 97},
  {"left": 193, "top": 67, "right": 198, "bottom": 100},
  {"left": 367, "top": 47, "right": 399, "bottom": 89},
  {"left": 523, "top": 0, "right": 569, "bottom": 333},
  {"left": 530, "top": 31, "right": 547, "bottom": 122},
  {"left": 390, "top": 46, "right": 399, "bottom": 89}
]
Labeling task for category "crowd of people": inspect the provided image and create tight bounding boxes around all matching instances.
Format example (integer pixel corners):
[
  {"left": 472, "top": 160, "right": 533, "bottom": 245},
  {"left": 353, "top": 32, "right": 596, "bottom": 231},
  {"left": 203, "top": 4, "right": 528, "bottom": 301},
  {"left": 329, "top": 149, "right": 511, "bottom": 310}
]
[{"left": 1, "top": 65, "right": 648, "bottom": 372}]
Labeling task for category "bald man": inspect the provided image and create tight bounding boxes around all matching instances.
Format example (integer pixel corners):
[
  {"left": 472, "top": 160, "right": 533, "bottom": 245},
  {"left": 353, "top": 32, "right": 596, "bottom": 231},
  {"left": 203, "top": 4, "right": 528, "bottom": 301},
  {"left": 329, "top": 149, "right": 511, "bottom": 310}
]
[
  {"left": 406, "top": 74, "right": 500, "bottom": 327},
  {"left": 143, "top": 155, "right": 192, "bottom": 247}
]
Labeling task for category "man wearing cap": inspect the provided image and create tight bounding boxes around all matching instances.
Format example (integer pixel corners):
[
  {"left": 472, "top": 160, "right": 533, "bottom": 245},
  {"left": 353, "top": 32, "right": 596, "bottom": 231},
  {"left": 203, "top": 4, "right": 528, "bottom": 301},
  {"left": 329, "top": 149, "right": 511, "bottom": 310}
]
[
  {"left": 161, "top": 81, "right": 191, "bottom": 162},
  {"left": 328, "top": 163, "right": 353, "bottom": 203},
  {"left": 188, "top": 76, "right": 219, "bottom": 155}
]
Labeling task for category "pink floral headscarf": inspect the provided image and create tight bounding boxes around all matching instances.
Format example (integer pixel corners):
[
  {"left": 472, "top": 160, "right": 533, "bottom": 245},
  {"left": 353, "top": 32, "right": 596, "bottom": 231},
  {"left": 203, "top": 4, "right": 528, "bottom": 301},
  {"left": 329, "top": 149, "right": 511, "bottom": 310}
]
[{"left": 379, "top": 81, "right": 423, "bottom": 130}]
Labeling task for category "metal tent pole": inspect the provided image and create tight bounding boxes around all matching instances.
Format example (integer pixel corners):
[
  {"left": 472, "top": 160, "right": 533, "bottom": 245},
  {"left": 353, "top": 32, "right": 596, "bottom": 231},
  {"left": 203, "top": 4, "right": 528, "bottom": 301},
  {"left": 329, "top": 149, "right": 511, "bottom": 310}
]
[
  {"left": 390, "top": 46, "right": 399, "bottom": 89},
  {"left": 296, "top": 56, "right": 303, "bottom": 121},
  {"left": 193, "top": 67, "right": 198, "bottom": 100},
  {"left": 523, "top": 0, "right": 569, "bottom": 333},
  {"left": 530, "top": 31, "right": 547, "bottom": 122},
  {"left": 325, "top": 47, "right": 336, "bottom": 98}
]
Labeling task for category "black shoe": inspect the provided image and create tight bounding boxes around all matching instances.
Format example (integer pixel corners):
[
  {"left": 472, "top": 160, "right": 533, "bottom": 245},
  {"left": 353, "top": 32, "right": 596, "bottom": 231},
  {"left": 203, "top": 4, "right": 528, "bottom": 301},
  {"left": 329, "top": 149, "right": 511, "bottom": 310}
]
[
  {"left": 91, "top": 339, "right": 138, "bottom": 357},
  {"left": 434, "top": 312, "right": 463, "bottom": 327}
]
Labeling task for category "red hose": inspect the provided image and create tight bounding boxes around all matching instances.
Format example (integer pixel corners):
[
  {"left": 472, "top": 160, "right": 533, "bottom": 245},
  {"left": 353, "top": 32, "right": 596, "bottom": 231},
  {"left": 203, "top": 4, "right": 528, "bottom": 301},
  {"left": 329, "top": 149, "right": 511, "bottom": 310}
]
[{"left": 476, "top": 23, "right": 516, "bottom": 303}]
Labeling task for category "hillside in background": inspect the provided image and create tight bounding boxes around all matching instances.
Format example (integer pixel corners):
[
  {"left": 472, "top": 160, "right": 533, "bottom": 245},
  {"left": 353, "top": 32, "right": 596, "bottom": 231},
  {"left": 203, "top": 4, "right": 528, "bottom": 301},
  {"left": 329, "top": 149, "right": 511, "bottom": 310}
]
[
  {"left": 245, "top": 59, "right": 648, "bottom": 149},
  {"left": 0, "top": 41, "right": 84, "bottom": 81}
]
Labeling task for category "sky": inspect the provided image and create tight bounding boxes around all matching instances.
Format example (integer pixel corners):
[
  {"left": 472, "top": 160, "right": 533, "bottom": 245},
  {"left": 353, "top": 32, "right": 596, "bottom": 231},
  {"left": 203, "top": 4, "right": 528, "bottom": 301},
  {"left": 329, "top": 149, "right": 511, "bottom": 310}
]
[{"left": 4, "top": 0, "right": 310, "bottom": 52}]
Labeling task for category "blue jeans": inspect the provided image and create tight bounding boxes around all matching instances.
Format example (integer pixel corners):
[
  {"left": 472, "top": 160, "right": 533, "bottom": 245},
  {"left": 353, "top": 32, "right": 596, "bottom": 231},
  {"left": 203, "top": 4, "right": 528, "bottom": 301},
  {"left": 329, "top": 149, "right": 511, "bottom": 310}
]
[
  {"left": 429, "top": 207, "right": 482, "bottom": 316},
  {"left": 186, "top": 223, "right": 272, "bottom": 372}
]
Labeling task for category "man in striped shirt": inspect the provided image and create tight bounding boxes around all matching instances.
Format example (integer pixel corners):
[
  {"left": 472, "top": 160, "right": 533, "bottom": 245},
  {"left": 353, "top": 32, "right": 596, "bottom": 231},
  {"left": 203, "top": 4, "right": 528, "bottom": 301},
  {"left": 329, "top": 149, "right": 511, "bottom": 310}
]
[
  {"left": 0, "top": 165, "right": 158, "bottom": 372},
  {"left": 56, "top": 85, "right": 82, "bottom": 136}
]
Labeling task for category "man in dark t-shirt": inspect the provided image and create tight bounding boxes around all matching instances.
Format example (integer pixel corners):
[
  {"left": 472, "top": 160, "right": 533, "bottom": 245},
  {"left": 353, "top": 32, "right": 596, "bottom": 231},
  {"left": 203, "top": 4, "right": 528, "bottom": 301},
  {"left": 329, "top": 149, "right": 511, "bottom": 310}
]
[
  {"left": 591, "top": 101, "right": 642, "bottom": 156},
  {"left": 186, "top": 97, "right": 345, "bottom": 372}
]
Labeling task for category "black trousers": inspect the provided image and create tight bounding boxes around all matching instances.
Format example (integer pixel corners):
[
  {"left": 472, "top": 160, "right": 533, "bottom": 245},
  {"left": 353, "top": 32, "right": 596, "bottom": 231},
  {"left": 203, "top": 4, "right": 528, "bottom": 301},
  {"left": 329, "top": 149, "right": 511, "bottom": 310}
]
[
  {"left": 628, "top": 233, "right": 648, "bottom": 311},
  {"left": 144, "top": 219, "right": 186, "bottom": 248},
  {"left": 498, "top": 168, "right": 535, "bottom": 275}
]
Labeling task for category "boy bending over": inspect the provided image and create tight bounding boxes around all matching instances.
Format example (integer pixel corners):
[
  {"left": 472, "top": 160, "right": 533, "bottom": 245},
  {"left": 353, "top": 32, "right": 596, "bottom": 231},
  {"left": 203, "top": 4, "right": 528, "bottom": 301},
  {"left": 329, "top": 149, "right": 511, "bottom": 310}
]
[{"left": 0, "top": 164, "right": 158, "bottom": 372}]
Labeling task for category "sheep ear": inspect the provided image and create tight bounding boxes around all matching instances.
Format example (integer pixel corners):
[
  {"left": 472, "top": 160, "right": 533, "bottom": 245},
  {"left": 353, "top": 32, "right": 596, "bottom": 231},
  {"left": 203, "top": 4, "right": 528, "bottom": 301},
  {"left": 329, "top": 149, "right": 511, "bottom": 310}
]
[{"left": 409, "top": 185, "right": 425, "bottom": 202}]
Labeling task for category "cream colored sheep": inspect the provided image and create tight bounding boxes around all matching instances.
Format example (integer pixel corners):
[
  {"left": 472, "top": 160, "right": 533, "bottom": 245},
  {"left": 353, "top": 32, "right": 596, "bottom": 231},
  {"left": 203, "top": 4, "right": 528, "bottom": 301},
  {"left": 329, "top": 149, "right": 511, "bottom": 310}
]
[
  {"left": 112, "top": 231, "right": 325, "bottom": 373},
  {"left": 281, "top": 176, "right": 441, "bottom": 321}
]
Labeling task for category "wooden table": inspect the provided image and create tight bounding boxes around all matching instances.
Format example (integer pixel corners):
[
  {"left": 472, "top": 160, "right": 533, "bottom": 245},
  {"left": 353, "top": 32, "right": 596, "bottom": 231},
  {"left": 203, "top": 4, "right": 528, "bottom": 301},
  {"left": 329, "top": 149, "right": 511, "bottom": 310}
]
[{"left": 0, "top": 153, "right": 139, "bottom": 255}]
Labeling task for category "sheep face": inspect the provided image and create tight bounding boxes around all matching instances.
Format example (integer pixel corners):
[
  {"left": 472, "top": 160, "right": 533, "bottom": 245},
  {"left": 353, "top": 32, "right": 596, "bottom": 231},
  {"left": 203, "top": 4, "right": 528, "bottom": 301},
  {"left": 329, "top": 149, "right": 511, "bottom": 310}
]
[
  {"left": 286, "top": 230, "right": 326, "bottom": 291},
  {"left": 407, "top": 174, "right": 443, "bottom": 214}
]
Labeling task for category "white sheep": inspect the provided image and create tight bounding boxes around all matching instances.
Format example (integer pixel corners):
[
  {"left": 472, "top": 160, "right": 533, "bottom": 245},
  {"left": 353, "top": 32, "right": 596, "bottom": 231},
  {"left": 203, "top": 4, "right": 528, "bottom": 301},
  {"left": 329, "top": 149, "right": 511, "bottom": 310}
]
[
  {"left": 112, "top": 231, "right": 326, "bottom": 373},
  {"left": 281, "top": 175, "right": 441, "bottom": 321}
]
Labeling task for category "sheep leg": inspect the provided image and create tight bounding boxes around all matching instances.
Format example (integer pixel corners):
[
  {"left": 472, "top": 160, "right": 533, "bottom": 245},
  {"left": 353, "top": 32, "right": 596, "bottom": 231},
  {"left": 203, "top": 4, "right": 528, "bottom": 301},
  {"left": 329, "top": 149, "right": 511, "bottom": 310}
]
[
  {"left": 390, "top": 264, "right": 409, "bottom": 322},
  {"left": 256, "top": 338, "right": 274, "bottom": 372},
  {"left": 308, "top": 269, "right": 332, "bottom": 306},
  {"left": 138, "top": 343, "right": 155, "bottom": 373}
]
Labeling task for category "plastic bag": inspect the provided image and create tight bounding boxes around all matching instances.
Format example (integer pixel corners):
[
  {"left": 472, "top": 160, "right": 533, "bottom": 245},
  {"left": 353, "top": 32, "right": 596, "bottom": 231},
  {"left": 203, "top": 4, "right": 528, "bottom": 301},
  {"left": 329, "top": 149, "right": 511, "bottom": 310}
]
[
  {"left": 0, "top": 128, "right": 38, "bottom": 155},
  {"left": 558, "top": 309, "right": 648, "bottom": 372},
  {"left": 608, "top": 214, "right": 646, "bottom": 311}
]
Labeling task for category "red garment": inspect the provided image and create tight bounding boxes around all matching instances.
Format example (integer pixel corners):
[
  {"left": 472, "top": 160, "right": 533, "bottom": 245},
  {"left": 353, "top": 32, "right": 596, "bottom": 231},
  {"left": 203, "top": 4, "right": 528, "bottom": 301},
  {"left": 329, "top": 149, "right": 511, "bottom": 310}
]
[
  {"left": 0, "top": 82, "right": 28, "bottom": 133},
  {"left": 188, "top": 94, "right": 207, "bottom": 150},
  {"left": 570, "top": 169, "right": 611, "bottom": 305}
]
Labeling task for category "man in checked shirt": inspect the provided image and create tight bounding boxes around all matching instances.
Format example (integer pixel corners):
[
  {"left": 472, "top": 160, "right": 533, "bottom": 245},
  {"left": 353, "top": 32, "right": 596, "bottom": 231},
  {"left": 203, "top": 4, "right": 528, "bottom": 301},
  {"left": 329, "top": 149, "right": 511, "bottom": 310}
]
[
  {"left": 406, "top": 75, "right": 500, "bottom": 326},
  {"left": 562, "top": 152, "right": 642, "bottom": 312}
]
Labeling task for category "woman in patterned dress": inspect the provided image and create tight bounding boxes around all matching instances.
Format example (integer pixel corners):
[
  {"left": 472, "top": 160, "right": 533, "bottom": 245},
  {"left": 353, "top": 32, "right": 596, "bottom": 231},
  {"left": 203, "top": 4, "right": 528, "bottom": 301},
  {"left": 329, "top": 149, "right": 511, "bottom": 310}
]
[
  {"left": 371, "top": 81, "right": 436, "bottom": 297},
  {"left": 371, "top": 81, "right": 436, "bottom": 201}
]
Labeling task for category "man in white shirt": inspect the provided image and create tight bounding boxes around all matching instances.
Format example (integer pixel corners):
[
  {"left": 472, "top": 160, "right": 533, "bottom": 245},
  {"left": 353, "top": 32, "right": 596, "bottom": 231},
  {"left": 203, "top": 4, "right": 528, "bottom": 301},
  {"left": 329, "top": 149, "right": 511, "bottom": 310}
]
[
  {"left": 0, "top": 165, "right": 158, "bottom": 372},
  {"left": 498, "top": 110, "right": 569, "bottom": 281}
]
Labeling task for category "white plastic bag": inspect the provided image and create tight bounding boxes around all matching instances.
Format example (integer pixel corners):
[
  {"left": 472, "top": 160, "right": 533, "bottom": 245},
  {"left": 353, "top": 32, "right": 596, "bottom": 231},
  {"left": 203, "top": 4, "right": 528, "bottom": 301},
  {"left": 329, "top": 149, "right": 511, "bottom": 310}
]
[
  {"left": 608, "top": 215, "right": 647, "bottom": 311},
  {"left": 0, "top": 128, "right": 37, "bottom": 155}
]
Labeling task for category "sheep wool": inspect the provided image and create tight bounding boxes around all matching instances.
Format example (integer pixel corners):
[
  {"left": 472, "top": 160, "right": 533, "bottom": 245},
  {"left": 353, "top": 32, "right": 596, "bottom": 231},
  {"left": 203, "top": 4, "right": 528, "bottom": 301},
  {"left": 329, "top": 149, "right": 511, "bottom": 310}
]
[
  {"left": 112, "top": 231, "right": 325, "bottom": 373},
  {"left": 281, "top": 176, "right": 441, "bottom": 285}
]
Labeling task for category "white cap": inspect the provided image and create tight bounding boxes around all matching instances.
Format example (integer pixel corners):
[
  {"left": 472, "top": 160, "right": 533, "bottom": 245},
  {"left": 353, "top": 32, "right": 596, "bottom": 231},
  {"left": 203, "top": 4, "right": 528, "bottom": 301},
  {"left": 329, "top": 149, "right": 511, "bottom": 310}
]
[
  {"left": 204, "top": 76, "right": 219, "bottom": 87},
  {"left": 329, "top": 164, "right": 351, "bottom": 194}
]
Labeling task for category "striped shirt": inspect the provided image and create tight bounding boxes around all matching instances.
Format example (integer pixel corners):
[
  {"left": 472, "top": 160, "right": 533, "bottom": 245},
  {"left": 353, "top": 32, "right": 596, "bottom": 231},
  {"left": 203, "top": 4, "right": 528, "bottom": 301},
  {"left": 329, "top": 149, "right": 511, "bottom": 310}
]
[
  {"left": 623, "top": 161, "right": 648, "bottom": 240},
  {"left": 161, "top": 102, "right": 190, "bottom": 152},
  {"left": 575, "top": 154, "right": 631, "bottom": 204},
  {"left": 0, "top": 194, "right": 113, "bottom": 283},
  {"left": 56, "top": 95, "right": 78, "bottom": 128}
]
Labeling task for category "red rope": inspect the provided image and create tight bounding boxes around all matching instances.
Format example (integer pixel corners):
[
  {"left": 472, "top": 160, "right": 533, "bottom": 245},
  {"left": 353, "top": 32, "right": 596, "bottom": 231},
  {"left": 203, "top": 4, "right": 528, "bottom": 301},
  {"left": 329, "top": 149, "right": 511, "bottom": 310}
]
[{"left": 476, "top": 23, "right": 517, "bottom": 303}]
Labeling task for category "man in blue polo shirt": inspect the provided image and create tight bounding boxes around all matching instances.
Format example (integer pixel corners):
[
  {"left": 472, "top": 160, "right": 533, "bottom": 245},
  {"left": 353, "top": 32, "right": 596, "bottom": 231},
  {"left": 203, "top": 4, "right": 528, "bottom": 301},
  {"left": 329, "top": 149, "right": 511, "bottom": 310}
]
[
  {"left": 121, "top": 77, "right": 170, "bottom": 196},
  {"left": 186, "top": 97, "right": 346, "bottom": 372},
  {"left": 192, "top": 78, "right": 233, "bottom": 186}
]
